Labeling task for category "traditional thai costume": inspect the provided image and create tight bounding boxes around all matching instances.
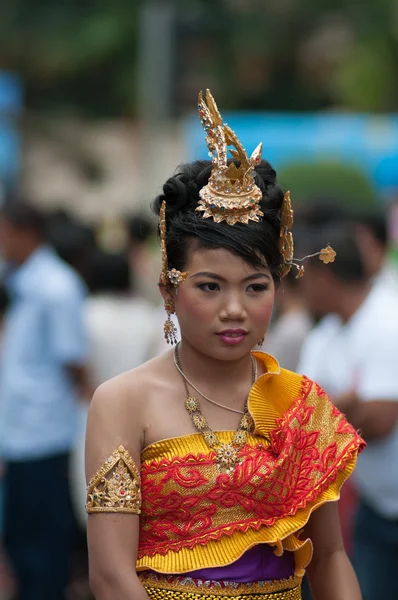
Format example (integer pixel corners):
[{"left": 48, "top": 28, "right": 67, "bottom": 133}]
[
  {"left": 87, "top": 353, "right": 364, "bottom": 599},
  {"left": 86, "top": 90, "right": 364, "bottom": 599}
]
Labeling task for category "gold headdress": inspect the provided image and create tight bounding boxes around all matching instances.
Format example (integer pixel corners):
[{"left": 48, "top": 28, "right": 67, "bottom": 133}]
[
  {"left": 196, "top": 89, "right": 263, "bottom": 226},
  {"left": 158, "top": 88, "right": 336, "bottom": 287}
]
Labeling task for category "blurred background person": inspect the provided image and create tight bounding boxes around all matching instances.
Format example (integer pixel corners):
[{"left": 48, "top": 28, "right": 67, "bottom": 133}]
[
  {"left": 353, "top": 208, "right": 398, "bottom": 288},
  {"left": 263, "top": 260, "right": 313, "bottom": 372},
  {"left": 0, "top": 200, "right": 89, "bottom": 600},
  {"left": 127, "top": 212, "right": 159, "bottom": 304},
  {"left": 298, "top": 221, "right": 398, "bottom": 600},
  {"left": 0, "top": 285, "right": 15, "bottom": 600},
  {"left": 85, "top": 247, "right": 157, "bottom": 385},
  {"left": 47, "top": 209, "right": 96, "bottom": 287}
]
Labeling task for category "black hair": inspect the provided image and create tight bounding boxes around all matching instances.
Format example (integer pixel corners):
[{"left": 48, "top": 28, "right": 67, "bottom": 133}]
[
  {"left": 0, "top": 284, "right": 9, "bottom": 318},
  {"left": 0, "top": 200, "right": 46, "bottom": 238},
  {"left": 353, "top": 209, "right": 388, "bottom": 248},
  {"left": 152, "top": 160, "right": 285, "bottom": 279},
  {"left": 87, "top": 250, "right": 131, "bottom": 294},
  {"left": 127, "top": 213, "right": 154, "bottom": 244},
  {"left": 46, "top": 212, "right": 95, "bottom": 281},
  {"left": 305, "top": 222, "right": 367, "bottom": 282},
  {"left": 298, "top": 200, "right": 350, "bottom": 230}
]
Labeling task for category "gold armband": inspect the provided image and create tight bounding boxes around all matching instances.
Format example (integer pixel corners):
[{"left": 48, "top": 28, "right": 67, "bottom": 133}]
[{"left": 86, "top": 445, "right": 141, "bottom": 514}]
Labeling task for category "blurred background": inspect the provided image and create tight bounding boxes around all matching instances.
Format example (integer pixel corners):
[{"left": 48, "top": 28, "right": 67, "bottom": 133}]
[{"left": 0, "top": 1, "right": 398, "bottom": 599}]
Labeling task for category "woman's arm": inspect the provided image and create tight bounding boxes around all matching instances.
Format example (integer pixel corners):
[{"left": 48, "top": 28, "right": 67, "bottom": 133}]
[
  {"left": 85, "top": 378, "right": 149, "bottom": 600},
  {"left": 304, "top": 502, "right": 362, "bottom": 600},
  {"left": 87, "top": 515, "right": 149, "bottom": 600}
]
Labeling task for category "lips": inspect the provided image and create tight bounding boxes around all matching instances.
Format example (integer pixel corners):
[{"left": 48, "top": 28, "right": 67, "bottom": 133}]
[
  {"left": 217, "top": 329, "right": 248, "bottom": 337},
  {"left": 216, "top": 329, "right": 248, "bottom": 345}
]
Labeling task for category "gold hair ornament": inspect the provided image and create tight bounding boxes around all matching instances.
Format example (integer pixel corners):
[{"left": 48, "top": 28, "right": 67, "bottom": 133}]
[
  {"left": 160, "top": 200, "right": 188, "bottom": 287},
  {"left": 278, "top": 191, "right": 336, "bottom": 278},
  {"left": 196, "top": 89, "right": 264, "bottom": 226}
]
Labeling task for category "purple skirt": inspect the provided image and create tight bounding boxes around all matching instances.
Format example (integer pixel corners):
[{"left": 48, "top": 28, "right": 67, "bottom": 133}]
[{"left": 185, "top": 544, "right": 295, "bottom": 583}]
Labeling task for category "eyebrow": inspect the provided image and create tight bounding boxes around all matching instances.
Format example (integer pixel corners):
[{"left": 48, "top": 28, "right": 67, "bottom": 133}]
[{"left": 190, "top": 271, "right": 272, "bottom": 283}]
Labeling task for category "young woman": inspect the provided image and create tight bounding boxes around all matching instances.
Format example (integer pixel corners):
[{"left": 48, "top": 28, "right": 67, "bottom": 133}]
[{"left": 85, "top": 90, "right": 364, "bottom": 600}]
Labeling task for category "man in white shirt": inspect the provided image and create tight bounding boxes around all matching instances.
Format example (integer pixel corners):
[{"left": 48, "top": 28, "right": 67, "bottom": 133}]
[{"left": 298, "top": 222, "right": 398, "bottom": 600}]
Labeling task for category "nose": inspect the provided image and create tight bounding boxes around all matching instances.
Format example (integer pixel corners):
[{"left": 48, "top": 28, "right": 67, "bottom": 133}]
[{"left": 219, "top": 292, "right": 247, "bottom": 321}]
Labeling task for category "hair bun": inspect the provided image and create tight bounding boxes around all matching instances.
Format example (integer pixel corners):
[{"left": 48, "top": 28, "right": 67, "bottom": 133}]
[
  {"left": 153, "top": 162, "right": 211, "bottom": 219},
  {"left": 162, "top": 176, "right": 192, "bottom": 216},
  {"left": 254, "top": 161, "right": 283, "bottom": 216}
]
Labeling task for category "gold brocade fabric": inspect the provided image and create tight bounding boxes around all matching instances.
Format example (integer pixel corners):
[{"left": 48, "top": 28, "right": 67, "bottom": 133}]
[
  {"left": 139, "top": 572, "right": 302, "bottom": 599},
  {"left": 143, "top": 587, "right": 301, "bottom": 600},
  {"left": 136, "top": 353, "right": 365, "bottom": 575}
]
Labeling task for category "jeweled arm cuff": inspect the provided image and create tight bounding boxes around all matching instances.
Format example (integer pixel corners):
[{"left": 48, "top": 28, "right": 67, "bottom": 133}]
[{"left": 86, "top": 445, "right": 142, "bottom": 514}]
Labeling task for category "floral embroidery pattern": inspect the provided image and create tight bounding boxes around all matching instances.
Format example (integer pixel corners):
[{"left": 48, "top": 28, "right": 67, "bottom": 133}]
[{"left": 138, "top": 378, "right": 364, "bottom": 558}]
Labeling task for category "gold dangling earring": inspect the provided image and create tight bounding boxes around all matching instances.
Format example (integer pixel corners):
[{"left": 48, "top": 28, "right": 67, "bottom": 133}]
[
  {"left": 164, "top": 298, "right": 178, "bottom": 345},
  {"left": 258, "top": 337, "right": 264, "bottom": 348}
]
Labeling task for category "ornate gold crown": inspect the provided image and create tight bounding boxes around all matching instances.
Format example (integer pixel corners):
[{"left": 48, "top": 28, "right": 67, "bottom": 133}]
[
  {"left": 196, "top": 89, "right": 264, "bottom": 226},
  {"left": 158, "top": 89, "right": 336, "bottom": 286}
]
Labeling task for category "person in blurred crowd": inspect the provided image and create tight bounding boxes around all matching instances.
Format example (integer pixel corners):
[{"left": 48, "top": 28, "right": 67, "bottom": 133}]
[
  {"left": 263, "top": 267, "right": 312, "bottom": 371},
  {"left": 127, "top": 212, "right": 159, "bottom": 304},
  {"left": 298, "top": 222, "right": 398, "bottom": 600},
  {"left": 47, "top": 209, "right": 96, "bottom": 286},
  {"left": 85, "top": 249, "right": 157, "bottom": 386},
  {"left": 0, "top": 200, "right": 89, "bottom": 600},
  {"left": 354, "top": 208, "right": 398, "bottom": 288},
  {"left": 0, "top": 285, "right": 15, "bottom": 600}
]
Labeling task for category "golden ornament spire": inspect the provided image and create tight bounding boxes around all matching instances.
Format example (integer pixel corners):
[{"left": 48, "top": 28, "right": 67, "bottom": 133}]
[{"left": 196, "top": 89, "right": 264, "bottom": 226}]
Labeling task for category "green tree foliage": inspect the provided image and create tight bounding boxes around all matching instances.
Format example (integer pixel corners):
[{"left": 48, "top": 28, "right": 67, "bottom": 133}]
[
  {"left": 1, "top": 0, "right": 398, "bottom": 116},
  {"left": 0, "top": 1, "right": 140, "bottom": 116}
]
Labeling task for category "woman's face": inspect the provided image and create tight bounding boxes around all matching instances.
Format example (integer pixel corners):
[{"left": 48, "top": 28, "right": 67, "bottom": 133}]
[{"left": 165, "top": 247, "right": 275, "bottom": 360}]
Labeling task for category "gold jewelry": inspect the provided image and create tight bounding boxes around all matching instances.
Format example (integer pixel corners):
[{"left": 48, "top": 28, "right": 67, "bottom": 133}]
[
  {"left": 258, "top": 337, "right": 265, "bottom": 347},
  {"left": 164, "top": 298, "right": 178, "bottom": 345},
  {"left": 174, "top": 345, "right": 255, "bottom": 473},
  {"left": 173, "top": 343, "right": 257, "bottom": 415},
  {"left": 157, "top": 90, "right": 337, "bottom": 288},
  {"left": 278, "top": 191, "right": 336, "bottom": 278},
  {"left": 160, "top": 200, "right": 188, "bottom": 287},
  {"left": 196, "top": 89, "right": 263, "bottom": 226},
  {"left": 196, "top": 90, "right": 337, "bottom": 277},
  {"left": 86, "top": 445, "right": 141, "bottom": 514}
]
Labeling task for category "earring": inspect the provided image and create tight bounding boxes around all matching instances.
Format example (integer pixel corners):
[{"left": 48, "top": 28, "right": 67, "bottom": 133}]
[
  {"left": 258, "top": 337, "right": 264, "bottom": 348},
  {"left": 164, "top": 298, "right": 178, "bottom": 345}
]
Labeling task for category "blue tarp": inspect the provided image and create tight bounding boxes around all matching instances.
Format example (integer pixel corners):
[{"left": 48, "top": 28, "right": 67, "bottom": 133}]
[{"left": 185, "top": 111, "right": 398, "bottom": 193}]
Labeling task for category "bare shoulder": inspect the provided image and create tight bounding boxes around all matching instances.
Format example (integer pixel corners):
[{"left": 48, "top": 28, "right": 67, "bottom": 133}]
[
  {"left": 86, "top": 352, "right": 174, "bottom": 479},
  {"left": 88, "top": 351, "right": 173, "bottom": 434}
]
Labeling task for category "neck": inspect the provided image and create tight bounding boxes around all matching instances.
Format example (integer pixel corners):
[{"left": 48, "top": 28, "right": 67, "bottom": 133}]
[
  {"left": 176, "top": 339, "right": 256, "bottom": 398},
  {"left": 336, "top": 284, "right": 370, "bottom": 322}
]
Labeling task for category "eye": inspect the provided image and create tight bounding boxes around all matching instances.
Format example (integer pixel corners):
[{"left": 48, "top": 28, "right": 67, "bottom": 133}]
[
  {"left": 247, "top": 283, "right": 269, "bottom": 292},
  {"left": 198, "top": 282, "right": 220, "bottom": 292}
]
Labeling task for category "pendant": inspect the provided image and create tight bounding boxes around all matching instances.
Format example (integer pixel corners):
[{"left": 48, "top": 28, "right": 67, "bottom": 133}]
[{"left": 216, "top": 443, "right": 240, "bottom": 474}]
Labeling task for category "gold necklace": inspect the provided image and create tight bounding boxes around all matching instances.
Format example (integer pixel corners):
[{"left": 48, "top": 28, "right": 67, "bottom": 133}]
[
  {"left": 173, "top": 345, "right": 257, "bottom": 415},
  {"left": 174, "top": 345, "right": 255, "bottom": 473}
]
